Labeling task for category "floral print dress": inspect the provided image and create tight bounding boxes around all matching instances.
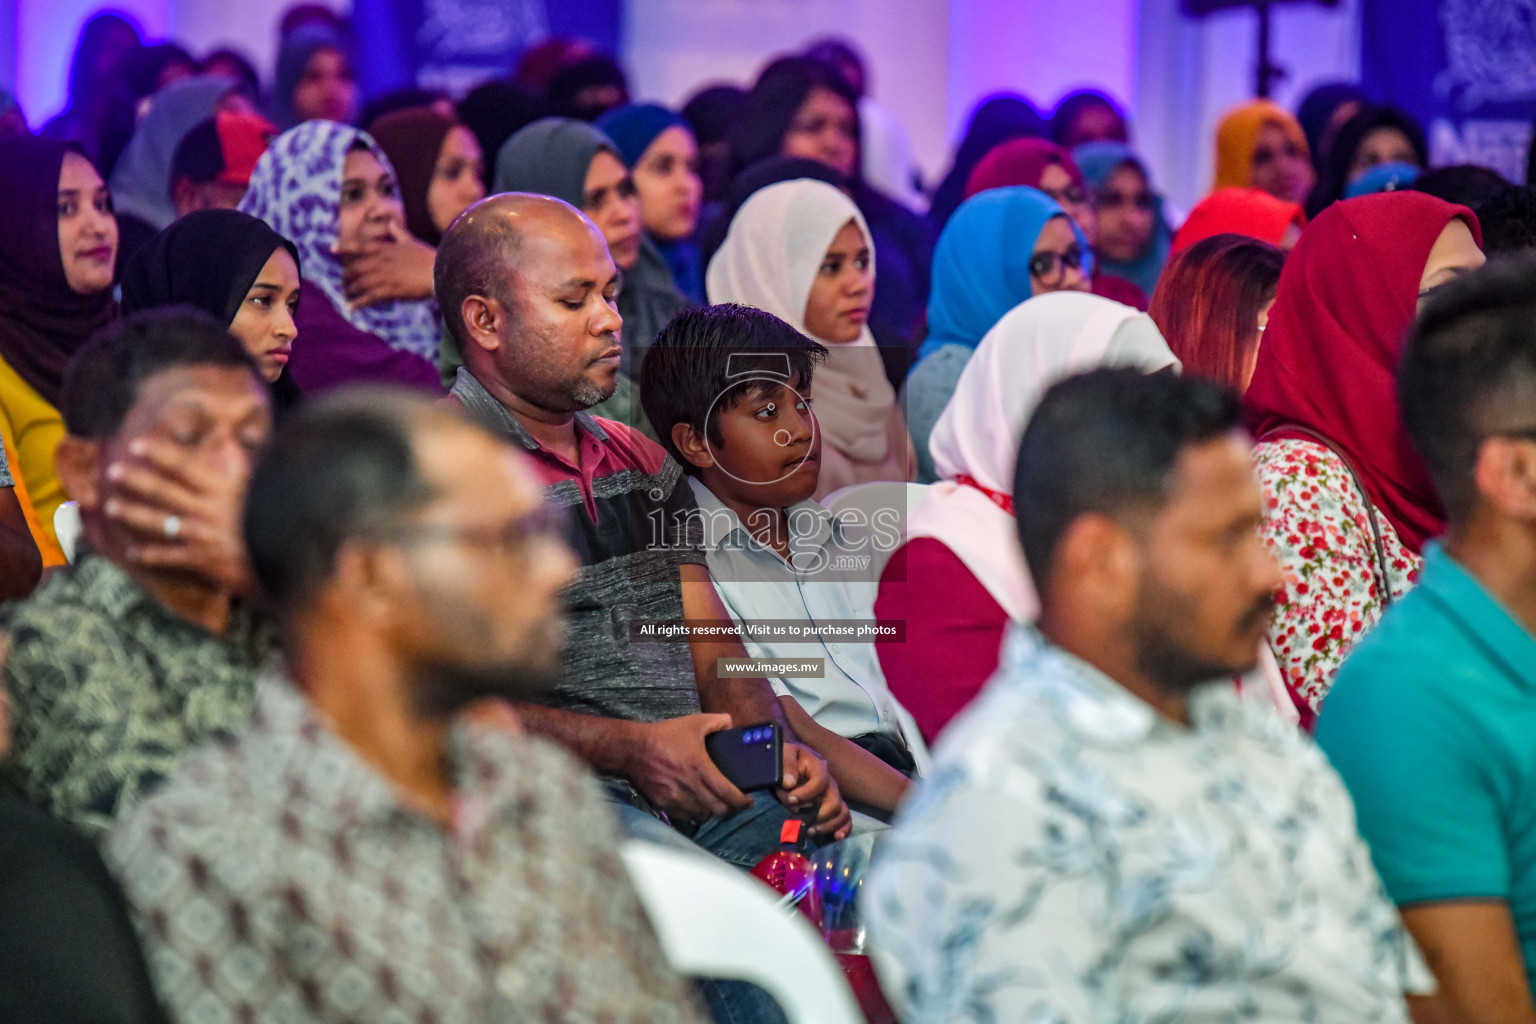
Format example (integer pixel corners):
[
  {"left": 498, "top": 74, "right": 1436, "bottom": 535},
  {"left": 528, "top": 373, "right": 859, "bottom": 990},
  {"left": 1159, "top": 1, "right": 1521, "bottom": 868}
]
[{"left": 1256, "top": 439, "right": 1421, "bottom": 712}]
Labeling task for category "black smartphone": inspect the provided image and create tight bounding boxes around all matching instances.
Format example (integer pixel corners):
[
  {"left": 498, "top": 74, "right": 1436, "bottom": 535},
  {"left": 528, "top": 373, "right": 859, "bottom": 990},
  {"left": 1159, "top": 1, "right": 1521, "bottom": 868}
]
[{"left": 705, "top": 722, "right": 783, "bottom": 793}]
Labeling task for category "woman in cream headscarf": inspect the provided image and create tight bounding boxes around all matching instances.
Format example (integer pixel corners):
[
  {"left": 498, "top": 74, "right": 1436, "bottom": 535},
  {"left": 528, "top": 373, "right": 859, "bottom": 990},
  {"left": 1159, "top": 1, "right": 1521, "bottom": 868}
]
[
  {"left": 707, "top": 178, "right": 915, "bottom": 499},
  {"left": 874, "top": 291, "right": 1181, "bottom": 740}
]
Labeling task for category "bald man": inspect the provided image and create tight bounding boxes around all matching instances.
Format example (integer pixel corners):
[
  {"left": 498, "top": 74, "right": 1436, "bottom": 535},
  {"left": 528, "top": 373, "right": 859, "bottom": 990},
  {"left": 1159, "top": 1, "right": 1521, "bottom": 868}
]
[{"left": 433, "top": 194, "right": 851, "bottom": 865}]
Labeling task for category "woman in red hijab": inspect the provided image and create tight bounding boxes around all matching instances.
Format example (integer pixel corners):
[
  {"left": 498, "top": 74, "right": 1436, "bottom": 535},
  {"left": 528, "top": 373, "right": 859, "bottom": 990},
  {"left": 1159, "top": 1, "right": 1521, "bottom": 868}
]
[
  {"left": 1172, "top": 186, "right": 1305, "bottom": 254},
  {"left": 964, "top": 137, "right": 1148, "bottom": 308},
  {"left": 1248, "top": 191, "right": 1484, "bottom": 711}
]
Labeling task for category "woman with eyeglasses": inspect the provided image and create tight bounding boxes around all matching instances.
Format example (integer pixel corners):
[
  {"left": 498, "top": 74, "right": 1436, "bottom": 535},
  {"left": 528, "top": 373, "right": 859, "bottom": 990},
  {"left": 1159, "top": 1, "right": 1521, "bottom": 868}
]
[
  {"left": 239, "top": 121, "right": 440, "bottom": 395},
  {"left": 707, "top": 178, "right": 915, "bottom": 498},
  {"left": 1248, "top": 191, "right": 1484, "bottom": 714},
  {"left": 903, "top": 185, "right": 1091, "bottom": 482},
  {"left": 876, "top": 292, "right": 1179, "bottom": 741},
  {"left": 961, "top": 137, "right": 1148, "bottom": 309}
]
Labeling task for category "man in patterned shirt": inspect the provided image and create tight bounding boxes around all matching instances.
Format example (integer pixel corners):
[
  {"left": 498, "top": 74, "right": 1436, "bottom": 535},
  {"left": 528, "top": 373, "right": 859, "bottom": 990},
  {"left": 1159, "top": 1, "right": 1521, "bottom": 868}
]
[
  {"left": 108, "top": 389, "right": 703, "bottom": 1023},
  {"left": 2, "top": 311, "right": 276, "bottom": 839},
  {"left": 866, "top": 369, "right": 1430, "bottom": 1023}
]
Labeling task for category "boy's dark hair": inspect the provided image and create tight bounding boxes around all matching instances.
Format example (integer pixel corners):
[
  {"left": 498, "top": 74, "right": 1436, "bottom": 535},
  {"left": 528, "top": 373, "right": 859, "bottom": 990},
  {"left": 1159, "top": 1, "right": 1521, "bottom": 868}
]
[
  {"left": 1399, "top": 256, "right": 1536, "bottom": 521},
  {"left": 62, "top": 308, "right": 260, "bottom": 439},
  {"left": 1473, "top": 186, "right": 1536, "bottom": 256},
  {"left": 1013, "top": 367, "right": 1242, "bottom": 585},
  {"left": 640, "top": 304, "right": 827, "bottom": 476},
  {"left": 243, "top": 389, "right": 448, "bottom": 610}
]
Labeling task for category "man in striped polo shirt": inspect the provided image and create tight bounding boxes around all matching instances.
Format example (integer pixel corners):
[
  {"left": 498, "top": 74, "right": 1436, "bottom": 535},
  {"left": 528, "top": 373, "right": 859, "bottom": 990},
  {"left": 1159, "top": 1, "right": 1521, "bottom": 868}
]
[{"left": 434, "top": 192, "right": 850, "bottom": 865}]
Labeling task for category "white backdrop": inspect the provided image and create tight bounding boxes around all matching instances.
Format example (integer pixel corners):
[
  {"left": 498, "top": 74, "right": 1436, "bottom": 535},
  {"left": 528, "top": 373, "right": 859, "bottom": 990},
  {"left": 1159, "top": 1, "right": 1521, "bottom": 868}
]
[{"left": 1137, "top": 0, "right": 1359, "bottom": 210}]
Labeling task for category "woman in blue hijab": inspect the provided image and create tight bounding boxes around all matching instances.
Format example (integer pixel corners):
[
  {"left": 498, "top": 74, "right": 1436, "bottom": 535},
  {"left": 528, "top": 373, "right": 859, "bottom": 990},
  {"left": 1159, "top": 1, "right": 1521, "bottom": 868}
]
[
  {"left": 597, "top": 103, "right": 706, "bottom": 303},
  {"left": 902, "top": 186, "right": 1091, "bottom": 481},
  {"left": 1073, "top": 141, "right": 1172, "bottom": 300}
]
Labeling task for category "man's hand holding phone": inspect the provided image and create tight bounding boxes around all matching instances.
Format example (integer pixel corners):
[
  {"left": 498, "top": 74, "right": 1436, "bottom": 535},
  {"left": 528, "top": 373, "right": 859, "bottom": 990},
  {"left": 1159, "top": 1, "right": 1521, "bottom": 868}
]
[{"left": 624, "top": 713, "right": 754, "bottom": 824}]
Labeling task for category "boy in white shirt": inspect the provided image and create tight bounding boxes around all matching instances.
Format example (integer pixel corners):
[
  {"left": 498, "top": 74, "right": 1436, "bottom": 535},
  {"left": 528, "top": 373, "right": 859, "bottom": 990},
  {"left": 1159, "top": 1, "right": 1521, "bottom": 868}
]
[{"left": 641, "top": 303, "right": 915, "bottom": 818}]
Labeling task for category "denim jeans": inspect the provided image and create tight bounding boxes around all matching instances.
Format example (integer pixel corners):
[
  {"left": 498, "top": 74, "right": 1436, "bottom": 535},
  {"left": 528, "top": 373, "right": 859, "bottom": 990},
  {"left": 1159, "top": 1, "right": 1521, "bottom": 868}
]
[
  {"left": 605, "top": 784, "right": 886, "bottom": 866},
  {"left": 619, "top": 787, "right": 805, "bottom": 866}
]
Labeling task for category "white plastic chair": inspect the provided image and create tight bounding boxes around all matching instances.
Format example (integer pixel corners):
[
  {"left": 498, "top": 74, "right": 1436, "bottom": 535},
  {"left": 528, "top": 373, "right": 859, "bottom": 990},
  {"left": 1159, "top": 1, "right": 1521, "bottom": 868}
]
[
  {"left": 53, "top": 501, "right": 81, "bottom": 564},
  {"left": 619, "top": 841, "right": 864, "bottom": 1024}
]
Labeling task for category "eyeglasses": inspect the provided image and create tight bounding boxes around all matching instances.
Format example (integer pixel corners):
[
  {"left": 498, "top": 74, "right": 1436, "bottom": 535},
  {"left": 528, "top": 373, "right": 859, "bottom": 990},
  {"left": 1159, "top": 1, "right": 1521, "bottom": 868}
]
[
  {"left": 1029, "top": 246, "right": 1084, "bottom": 284},
  {"left": 382, "top": 504, "right": 571, "bottom": 563}
]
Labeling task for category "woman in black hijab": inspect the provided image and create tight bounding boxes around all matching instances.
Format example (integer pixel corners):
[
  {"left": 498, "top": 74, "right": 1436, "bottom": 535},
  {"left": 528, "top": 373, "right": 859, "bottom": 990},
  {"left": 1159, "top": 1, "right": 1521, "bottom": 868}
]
[
  {"left": 927, "top": 93, "right": 1047, "bottom": 231},
  {"left": 120, "top": 209, "right": 304, "bottom": 411},
  {"left": 0, "top": 136, "right": 117, "bottom": 544},
  {"left": 1296, "top": 82, "right": 1368, "bottom": 179},
  {"left": 1306, "top": 104, "right": 1429, "bottom": 217},
  {"left": 728, "top": 56, "right": 933, "bottom": 366}
]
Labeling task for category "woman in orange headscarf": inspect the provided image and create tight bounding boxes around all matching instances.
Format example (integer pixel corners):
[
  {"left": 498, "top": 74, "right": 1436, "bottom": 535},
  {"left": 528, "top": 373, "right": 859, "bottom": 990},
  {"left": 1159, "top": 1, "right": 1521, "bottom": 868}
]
[{"left": 1212, "top": 100, "right": 1315, "bottom": 206}]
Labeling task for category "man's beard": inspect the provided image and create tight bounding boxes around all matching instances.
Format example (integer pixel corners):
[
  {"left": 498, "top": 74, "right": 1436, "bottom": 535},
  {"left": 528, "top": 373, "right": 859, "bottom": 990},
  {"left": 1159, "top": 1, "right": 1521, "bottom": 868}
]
[
  {"left": 560, "top": 338, "right": 622, "bottom": 411},
  {"left": 567, "top": 373, "right": 617, "bottom": 410},
  {"left": 409, "top": 653, "right": 564, "bottom": 720},
  {"left": 1129, "top": 574, "right": 1275, "bottom": 694}
]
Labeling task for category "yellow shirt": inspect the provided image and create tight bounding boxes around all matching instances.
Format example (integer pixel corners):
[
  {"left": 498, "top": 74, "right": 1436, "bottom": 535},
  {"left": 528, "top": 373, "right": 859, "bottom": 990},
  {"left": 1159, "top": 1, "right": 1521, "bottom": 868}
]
[{"left": 0, "top": 352, "right": 67, "bottom": 550}]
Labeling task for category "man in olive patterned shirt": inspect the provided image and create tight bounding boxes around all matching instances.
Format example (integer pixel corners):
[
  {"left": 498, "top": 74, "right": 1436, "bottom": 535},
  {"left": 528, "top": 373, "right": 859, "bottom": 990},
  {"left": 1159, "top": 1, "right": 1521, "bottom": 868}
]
[
  {"left": 2, "top": 312, "right": 275, "bottom": 839},
  {"left": 108, "top": 390, "right": 701, "bottom": 1023}
]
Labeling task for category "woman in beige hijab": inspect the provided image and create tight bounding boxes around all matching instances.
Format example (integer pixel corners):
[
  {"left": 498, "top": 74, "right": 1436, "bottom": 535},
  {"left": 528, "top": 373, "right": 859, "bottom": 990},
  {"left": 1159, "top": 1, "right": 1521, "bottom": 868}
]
[{"left": 706, "top": 178, "right": 915, "bottom": 499}]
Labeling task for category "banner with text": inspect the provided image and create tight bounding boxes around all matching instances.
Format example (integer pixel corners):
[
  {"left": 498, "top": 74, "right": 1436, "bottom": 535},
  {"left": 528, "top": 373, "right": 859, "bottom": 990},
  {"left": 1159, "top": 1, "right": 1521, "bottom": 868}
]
[
  {"left": 351, "top": 0, "right": 621, "bottom": 100},
  {"left": 1361, "top": 0, "right": 1536, "bottom": 185}
]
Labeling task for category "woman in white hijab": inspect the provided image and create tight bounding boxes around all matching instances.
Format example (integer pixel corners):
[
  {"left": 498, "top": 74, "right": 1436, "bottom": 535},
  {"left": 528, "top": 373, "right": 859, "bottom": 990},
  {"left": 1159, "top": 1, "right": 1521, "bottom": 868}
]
[
  {"left": 874, "top": 291, "right": 1181, "bottom": 740},
  {"left": 707, "top": 178, "right": 916, "bottom": 500}
]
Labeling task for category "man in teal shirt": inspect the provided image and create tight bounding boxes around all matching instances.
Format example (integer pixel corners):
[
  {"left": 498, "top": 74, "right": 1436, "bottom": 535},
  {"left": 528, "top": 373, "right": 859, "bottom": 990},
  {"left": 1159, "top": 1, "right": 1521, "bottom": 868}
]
[{"left": 1318, "top": 257, "right": 1536, "bottom": 1024}]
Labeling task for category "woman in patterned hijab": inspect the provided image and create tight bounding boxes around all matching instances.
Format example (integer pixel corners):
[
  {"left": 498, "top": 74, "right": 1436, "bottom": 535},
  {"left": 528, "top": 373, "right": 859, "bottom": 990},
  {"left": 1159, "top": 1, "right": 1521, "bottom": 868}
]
[{"left": 239, "top": 121, "right": 439, "bottom": 394}]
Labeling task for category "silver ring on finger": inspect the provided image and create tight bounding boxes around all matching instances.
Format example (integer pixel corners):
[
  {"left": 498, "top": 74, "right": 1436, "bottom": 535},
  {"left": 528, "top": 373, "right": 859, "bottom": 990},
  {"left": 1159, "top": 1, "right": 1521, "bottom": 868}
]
[{"left": 163, "top": 514, "right": 181, "bottom": 541}]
